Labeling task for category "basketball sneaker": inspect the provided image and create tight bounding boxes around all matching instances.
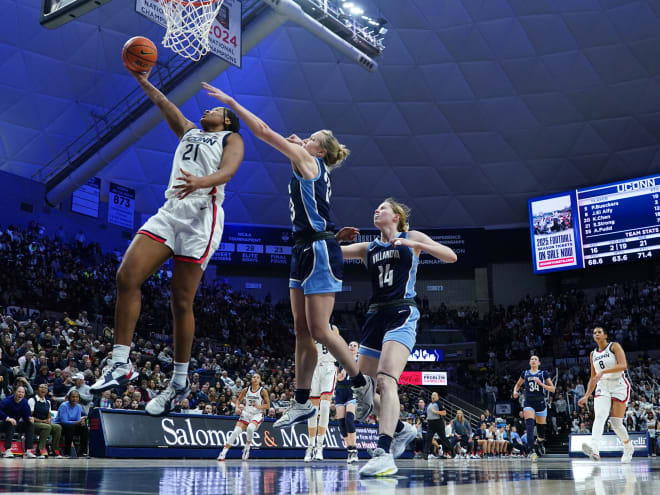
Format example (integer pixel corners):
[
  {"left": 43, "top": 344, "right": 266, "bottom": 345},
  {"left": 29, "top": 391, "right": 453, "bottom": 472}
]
[
  {"left": 582, "top": 443, "right": 600, "bottom": 461},
  {"left": 273, "top": 400, "right": 316, "bottom": 429},
  {"left": 242, "top": 445, "right": 250, "bottom": 461},
  {"left": 391, "top": 421, "right": 417, "bottom": 459},
  {"left": 91, "top": 360, "right": 138, "bottom": 393},
  {"left": 359, "top": 448, "right": 397, "bottom": 477},
  {"left": 217, "top": 447, "right": 228, "bottom": 461},
  {"left": 145, "top": 379, "right": 191, "bottom": 417},
  {"left": 347, "top": 448, "right": 358, "bottom": 464},
  {"left": 530, "top": 452, "right": 538, "bottom": 462},
  {"left": 3, "top": 450, "right": 14, "bottom": 458},
  {"left": 304, "top": 446, "right": 315, "bottom": 463},
  {"left": 314, "top": 446, "right": 324, "bottom": 461},
  {"left": 621, "top": 442, "right": 634, "bottom": 463},
  {"left": 352, "top": 376, "right": 375, "bottom": 422}
]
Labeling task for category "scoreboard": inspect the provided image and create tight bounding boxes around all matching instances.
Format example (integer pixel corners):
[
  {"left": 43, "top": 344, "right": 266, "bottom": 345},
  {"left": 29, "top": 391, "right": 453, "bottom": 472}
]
[{"left": 529, "top": 174, "right": 660, "bottom": 274}]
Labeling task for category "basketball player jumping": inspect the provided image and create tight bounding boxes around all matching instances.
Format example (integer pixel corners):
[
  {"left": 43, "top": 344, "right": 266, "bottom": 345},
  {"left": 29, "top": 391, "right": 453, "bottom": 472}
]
[
  {"left": 339, "top": 198, "right": 457, "bottom": 476},
  {"left": 91, "top": 67, "right": 244, "bottom": 418},
  {"left": 512, "top": 355, "right": 555, "bottom": 461},
  {"left": 578, "top": 326, "right": 634, "bottom": 463},
  {"left": 218, "top": 373, "right": 270, "bottom": 461},
  {"left": 304, "top": 325, "right": 339, "bottom": 462},
  {"left": 201, "top": 82, "right": 374, "bottom": 429}
]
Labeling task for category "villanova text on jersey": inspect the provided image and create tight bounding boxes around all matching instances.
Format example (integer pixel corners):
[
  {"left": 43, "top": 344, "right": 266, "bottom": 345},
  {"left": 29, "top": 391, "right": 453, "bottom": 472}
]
[
  {"left": 288, "top": 158, "right": 335, "bottom": 234},
  {"left": 366, "top": 232, "right": 419, "bottom": 304}
]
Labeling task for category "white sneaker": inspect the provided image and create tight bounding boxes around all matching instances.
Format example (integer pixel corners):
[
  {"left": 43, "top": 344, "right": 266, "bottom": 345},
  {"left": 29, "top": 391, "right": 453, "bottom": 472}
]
[
  {"left": 242, "top": 445, "right": 250, "bottom": 461},
  {"left": 217, "top": 447, "right": 228, "bottom": 461},
  {"left": 582, "top": 443, "right": 600, "bottom": 461},
  {"left": 359, "top": 448, "right": 397, "bottom": 477},
  {"left": 24, "top": 451, "right": 37, "bottom": 459},
  {"left": 314, "top": 446, "right": 323, "bottom": 461},
  {"left": 3, "top": 450, "right": 14, "bottom": 458},
  {"left": 347, "top": 448, "right": 358, "bottom": 464},
  {"left": 145, "top": 380, "right": 191, "bottom": 417},
  {"left": 304, "top": 446, "right": 315, "bottom": 463},
  {"left": 622, "top": 442, "right": 634, "bottom": 463},
  {"left": 273, "top": 400, "right": 316, "bottom": 429},
  {"left": 427, "top": 453, "right": 438, "bottom": 460},
  {"left": 90, "top": 360, "right": 138, "bottom": 393},
  {"left": 352, "top": 376, "right": 375, "bottom": 423},
  {"left": 391, "top": 421, "right": 417, "bottom": 459}
]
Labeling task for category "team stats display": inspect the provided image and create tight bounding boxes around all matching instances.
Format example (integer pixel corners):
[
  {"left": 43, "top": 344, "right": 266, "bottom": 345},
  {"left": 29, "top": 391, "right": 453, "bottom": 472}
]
[{"left": 529, "top": 174, "right": 660, "bottom": 274}]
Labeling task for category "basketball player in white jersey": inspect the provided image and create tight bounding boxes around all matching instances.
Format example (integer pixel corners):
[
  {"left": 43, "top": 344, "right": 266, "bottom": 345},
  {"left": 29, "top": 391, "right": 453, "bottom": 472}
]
[
  {"left": 218, "top": 373, "right": 270, "bottom": 461},
  {"left": 578, "top": 326, "right": 634, "bottom": 463},
  {"left": 305, "top": 325, "right": 339, "bottom": 462},
  {"left": 91, "top": 64, "right": 244, "bottom": 419}
]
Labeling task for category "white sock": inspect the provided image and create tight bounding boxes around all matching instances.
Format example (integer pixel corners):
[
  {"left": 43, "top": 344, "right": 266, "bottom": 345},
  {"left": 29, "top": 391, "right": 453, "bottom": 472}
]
[
  {"left": 172, "top": 362, "right": 189, "bottom": 389},
  {"left": 316, "top": 434, "right": 324, "bottom": 448},
  {"left": 112, "top": 344, "right": 130, "bottom": 364},
  {"left": 609, "top": 417, "right": 630, "bottom": 443},
  {"left": 227, "top": 426, "right": 242, "bottom": 447},
  {"left": 591, "top": 395, "right": 610, "bottom": 453}
]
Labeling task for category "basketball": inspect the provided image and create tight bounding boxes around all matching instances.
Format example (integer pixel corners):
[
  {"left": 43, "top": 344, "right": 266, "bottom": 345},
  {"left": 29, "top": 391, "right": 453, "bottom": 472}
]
[{"left": 122, "top": 36, "right": 157, "bottom": 73}]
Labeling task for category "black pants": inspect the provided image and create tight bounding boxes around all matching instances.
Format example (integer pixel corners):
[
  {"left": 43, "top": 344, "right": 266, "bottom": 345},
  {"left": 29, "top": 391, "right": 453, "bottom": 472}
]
[
  {"left": 61, "top": 423, "right": 89, "bottom": 456},
  {"left": 1, "top": 419, "right": 34, "bottom": 450},
  {"left": 424, "top": 419, "right": 452, "bottom": 457}
]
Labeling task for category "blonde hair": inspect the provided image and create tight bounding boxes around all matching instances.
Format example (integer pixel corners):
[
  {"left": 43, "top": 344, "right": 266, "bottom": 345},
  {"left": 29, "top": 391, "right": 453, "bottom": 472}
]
[
  {"left": 384, "top": 197, "right": 411, "bottom": 232},
  {"left": 317, "top": 129, "right": 350, "bottom": 169}
]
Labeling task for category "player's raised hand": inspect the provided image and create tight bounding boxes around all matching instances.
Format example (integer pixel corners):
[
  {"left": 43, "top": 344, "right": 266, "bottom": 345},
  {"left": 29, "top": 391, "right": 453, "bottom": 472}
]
[
  {"left": 173, "top": 168, "right": 205, "bottom": 199},
  {"left": 202, "top": 82, "right": 233, "bottom": 104},
  {"left": 336, "top": 227, "right": 360, "bottom": 243},
  {"left": 286, "top": 134, "right": 304, "bottom": 146}
]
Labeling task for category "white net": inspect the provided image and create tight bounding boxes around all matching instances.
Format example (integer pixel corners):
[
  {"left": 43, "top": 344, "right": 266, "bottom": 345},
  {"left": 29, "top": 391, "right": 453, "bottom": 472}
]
[{"left": 160, "top": 0, "right": 224, "bottom": 61}]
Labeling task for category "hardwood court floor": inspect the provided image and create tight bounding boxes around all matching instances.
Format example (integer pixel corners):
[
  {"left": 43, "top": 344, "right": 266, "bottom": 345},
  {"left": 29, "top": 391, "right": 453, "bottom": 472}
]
[{"left": 0, "top": 456, "right": 657, "bottom": 494}]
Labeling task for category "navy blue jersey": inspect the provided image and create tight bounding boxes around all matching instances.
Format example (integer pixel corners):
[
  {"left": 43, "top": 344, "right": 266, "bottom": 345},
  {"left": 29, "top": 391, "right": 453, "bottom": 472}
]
[
  {"left": 288, "top": 158, "right": 335, "bottom": 234},
  {"left": 520, "top": 369, "right": 550, "bottom": 401},
  {"left": 366, "top": 232, "right": 419, "bottom": 305}
]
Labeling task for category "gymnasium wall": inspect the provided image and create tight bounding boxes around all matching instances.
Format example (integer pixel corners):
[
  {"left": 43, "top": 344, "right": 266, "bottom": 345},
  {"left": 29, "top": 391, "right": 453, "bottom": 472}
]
[{"left": 0, "top": 171, "right": 133, "bottom": 252}]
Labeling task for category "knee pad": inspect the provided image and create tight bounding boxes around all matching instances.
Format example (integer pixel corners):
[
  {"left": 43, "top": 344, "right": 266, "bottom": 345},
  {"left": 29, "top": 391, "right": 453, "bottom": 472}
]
[
  {"left": 339, "top": 420, "right": 347, "bottom": 438},
  {"left": 345, "top": 411, "right": 356, "bottom": 434},
  {"left": 609, "top": 417, "right": 630, "bottom": 441},
  {"left": 246, "top": 423, "right": 257, "bottom": 436},
  {"left": 319, "top": 400, "right": 330, "bottom": 429}
]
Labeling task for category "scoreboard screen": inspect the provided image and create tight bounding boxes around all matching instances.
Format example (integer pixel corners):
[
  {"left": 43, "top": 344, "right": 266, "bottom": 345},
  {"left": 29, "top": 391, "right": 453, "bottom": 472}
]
[{"left": 529, "top": 174, "right": 660, "bottom": 274}]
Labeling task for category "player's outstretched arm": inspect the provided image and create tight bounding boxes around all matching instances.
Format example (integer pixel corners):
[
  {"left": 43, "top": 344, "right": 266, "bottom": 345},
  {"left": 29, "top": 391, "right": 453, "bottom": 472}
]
[
  {"left": 201, "top": 82, "right": 317, "bottom": 177},
  {"left": 125, "top": 66, "right": 195, "bottom": 138},
  {"left": 393, "top": 231, "right": 458, "bottom": 263}
]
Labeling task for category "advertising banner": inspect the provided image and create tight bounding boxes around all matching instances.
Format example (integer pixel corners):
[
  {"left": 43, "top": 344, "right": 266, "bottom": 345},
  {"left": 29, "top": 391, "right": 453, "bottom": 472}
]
[
  {"left": 90, "top": 409, "right": 381, "bottom": 458},
  {"left": 569, "top": 432, "right": 650, "bottom": 457},
  {"left": 398, "top": 371, "right": 447, "bottom": 386}
]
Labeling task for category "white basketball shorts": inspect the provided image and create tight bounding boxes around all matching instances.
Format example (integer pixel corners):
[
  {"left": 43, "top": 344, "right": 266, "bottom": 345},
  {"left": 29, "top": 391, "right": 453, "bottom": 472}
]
[
  {"left": 311, "top": 362, "right": 337, "bottom": 399},
  {"left": 137, "top": 195, "right": 224, "bottom": 271},
  {"left": 595, "top": 375, "right": 631, "bottom": 404}
]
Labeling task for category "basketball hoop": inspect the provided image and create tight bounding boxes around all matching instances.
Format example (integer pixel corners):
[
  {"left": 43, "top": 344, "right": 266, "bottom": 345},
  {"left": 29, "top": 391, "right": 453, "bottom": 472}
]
[{"left": 160, "top": 0, "right": 224, "bottom": 61}]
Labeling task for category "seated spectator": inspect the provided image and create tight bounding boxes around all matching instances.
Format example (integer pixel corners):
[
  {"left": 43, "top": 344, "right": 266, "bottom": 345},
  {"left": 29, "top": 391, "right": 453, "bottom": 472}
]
[
  {"left": 54, "top": 390, "right": 89, "bottom": 457},
  {"left": 70, "top": 373, "right": 93, "bottom": 416},
  {"left": 112, "top": 397, "right": 123, "bottom": 409},
  {"left": 29, "top": 383, "right": 62, "bottom": 458},
  {"left": 266, "top": 407, "right": 277, "bottom": 419},
  {"left": 202, "top": 404, "right": 213, "bottom": 415},
  {"left": 98, "top": 390, "right": 113, "bottom": 409},
  {"left": 0, "top": 386, "right": 37, "bottom": 458},
  {"left": 34, "top": 366, "right": 50, "bottom": 387}
]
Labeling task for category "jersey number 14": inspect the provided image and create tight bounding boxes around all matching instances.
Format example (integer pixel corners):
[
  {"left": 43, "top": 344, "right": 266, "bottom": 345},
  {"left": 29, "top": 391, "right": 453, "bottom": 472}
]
[{"left": 378, "top": 264, "right": 394, "bottom": 288}]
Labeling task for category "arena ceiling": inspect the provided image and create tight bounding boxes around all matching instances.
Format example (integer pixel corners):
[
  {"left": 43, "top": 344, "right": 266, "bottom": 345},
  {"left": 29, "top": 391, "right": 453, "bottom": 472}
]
[{"left": 3, "top": 0, "right": 660, "bottom": 229}]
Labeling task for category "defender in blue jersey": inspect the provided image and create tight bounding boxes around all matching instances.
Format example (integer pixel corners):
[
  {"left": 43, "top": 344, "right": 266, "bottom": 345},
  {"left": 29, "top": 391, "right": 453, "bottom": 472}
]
[
  {"left": 340, "top": 198, "right": 458, "bottom": 476},
  {"left": 512, "top": 356, "right": 555, "bottom": 461},
  {"left": 206, "top": 84, "right": 374, "bottom": 430}
]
